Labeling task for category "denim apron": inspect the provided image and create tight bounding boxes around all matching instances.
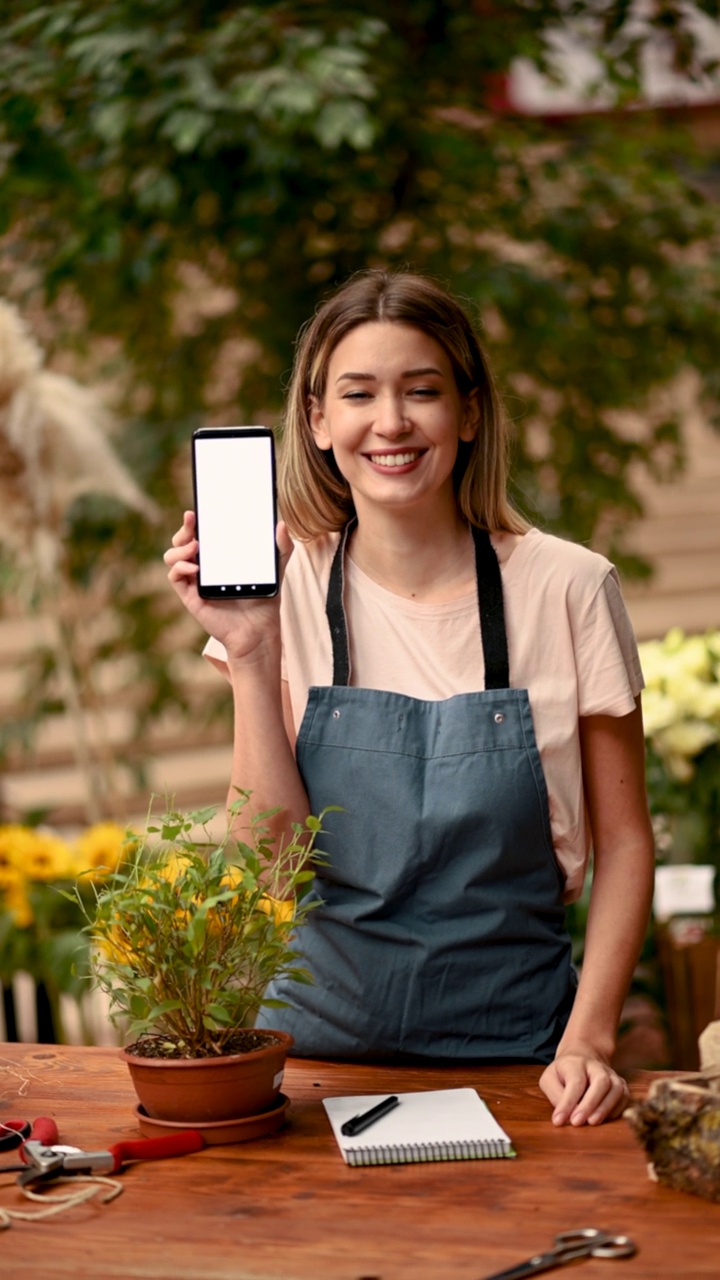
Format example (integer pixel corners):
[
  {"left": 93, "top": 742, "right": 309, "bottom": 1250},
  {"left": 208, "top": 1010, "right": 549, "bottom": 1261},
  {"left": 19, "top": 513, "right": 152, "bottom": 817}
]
[{"left": 256, "top": 522, "right": 575, "bottom": 1062}]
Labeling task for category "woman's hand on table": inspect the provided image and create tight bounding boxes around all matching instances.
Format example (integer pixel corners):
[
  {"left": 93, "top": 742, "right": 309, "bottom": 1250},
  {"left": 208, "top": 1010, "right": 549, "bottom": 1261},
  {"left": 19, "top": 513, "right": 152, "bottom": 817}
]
[{"left": 539, "top": 1049, "right": 630, "bottom": 1126}]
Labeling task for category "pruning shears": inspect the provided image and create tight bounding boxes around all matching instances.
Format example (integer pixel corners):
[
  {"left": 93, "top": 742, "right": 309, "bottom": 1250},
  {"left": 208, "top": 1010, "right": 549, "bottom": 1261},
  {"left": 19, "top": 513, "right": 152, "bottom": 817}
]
[
  {"left": 0, "top": 1117, "right": 204, "bottom": 1186},
  {"left": 0, "top": 1117, "right": 60, "bottom": 1161},
  {"left": 17, "top": 1131, "right": 205, "bottom": 1186}
]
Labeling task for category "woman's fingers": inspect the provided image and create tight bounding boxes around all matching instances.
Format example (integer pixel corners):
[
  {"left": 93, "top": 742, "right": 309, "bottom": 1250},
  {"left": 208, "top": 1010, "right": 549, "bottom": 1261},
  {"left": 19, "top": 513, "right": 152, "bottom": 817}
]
[
  {"left": 162, "top": 516, "right": 292, "bottom": 657},
  {"left": 539, "top": 1053, "right": 630, "bottom": 1126}
]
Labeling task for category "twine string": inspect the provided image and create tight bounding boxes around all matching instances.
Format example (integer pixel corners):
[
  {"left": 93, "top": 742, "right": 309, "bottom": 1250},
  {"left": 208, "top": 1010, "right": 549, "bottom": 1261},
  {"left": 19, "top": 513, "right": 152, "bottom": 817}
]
[{"left": 0, "top": 1173, "right": 123, "bottom": 1230}]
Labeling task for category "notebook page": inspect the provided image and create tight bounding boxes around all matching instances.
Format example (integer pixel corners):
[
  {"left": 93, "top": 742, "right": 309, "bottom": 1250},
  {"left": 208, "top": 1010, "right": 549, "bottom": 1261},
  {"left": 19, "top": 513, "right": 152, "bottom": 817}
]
[{"left": 323, "top": 1088, "right": 514, "bottom": 1161}]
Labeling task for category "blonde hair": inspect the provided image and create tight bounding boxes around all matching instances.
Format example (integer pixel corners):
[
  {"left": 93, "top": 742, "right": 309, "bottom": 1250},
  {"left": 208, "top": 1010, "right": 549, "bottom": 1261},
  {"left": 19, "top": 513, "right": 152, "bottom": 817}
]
[{"left": 279, "top": 270, "right": 529, "bottom": 539}]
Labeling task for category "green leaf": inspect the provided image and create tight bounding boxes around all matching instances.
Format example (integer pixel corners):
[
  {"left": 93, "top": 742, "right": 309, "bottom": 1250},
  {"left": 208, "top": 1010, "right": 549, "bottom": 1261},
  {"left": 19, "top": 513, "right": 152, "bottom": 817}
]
[
  {"left": 203, "top": 1003, "right": 234, "bottom": 1025},
  {"left": 314, "top": 100, "right": 375, "bottom": 150},
  {"left": 160, "top": 109, "right": 213, "bottom": 154},
  {"left": 188, "top": 805, "right": 219, "bottom": 826},
  {"left": 93, "top": 99, "right": 130, "bottom": 144}
]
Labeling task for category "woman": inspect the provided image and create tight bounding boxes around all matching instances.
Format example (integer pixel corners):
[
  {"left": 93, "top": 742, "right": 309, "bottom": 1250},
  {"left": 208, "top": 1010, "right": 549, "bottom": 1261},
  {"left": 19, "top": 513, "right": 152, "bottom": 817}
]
[{"left": 165, "top": 270, "right": 655, "bottom": 1126}]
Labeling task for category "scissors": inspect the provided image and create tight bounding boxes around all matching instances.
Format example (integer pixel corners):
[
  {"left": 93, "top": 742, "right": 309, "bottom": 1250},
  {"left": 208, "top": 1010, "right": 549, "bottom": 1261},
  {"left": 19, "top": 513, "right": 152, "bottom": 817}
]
[{"left": 479, "top": 1228, "right": 636, "bottom": 1279}]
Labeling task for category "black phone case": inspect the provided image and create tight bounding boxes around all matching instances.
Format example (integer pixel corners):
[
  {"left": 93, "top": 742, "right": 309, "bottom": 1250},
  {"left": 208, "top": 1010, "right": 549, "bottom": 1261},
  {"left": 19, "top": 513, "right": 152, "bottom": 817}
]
[{"left": 192, "top": 427, "right": 279, "bottom": 599}]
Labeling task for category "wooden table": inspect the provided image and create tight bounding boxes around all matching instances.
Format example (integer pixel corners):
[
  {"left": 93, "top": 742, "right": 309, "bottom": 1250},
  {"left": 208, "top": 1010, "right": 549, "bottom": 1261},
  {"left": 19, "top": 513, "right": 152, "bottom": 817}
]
[{"left": 1, "top": 1045, "right": 718, "bottom": 1278}]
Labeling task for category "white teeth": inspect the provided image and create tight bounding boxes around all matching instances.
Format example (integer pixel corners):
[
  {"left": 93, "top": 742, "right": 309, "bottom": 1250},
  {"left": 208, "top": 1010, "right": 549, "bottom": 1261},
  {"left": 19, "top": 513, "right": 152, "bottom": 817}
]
[{"left": 369, "top": 452, "right": 418, "bottom": 467}]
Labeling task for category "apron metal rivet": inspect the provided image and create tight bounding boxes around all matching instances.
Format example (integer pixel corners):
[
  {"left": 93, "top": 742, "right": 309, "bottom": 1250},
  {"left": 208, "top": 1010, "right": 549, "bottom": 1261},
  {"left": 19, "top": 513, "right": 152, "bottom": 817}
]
[
  {"left": 494, "top": 712, "right": 505, "bottom": 724},
  {"left": 332, "top": 709, "right": 341, "bottom": 720}
]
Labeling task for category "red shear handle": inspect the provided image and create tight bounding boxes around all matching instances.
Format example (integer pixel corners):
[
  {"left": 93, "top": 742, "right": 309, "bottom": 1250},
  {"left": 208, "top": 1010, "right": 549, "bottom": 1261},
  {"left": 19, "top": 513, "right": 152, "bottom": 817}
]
[
  {"left": 30, "top": 1117, "right": 60, "bottom": 1146},
  {"left": 107, "top": 1130, "right": 205, "bottom": 1172},
  {"left": 17, "top": 1117, "right": 60, "bottom": 1164}
]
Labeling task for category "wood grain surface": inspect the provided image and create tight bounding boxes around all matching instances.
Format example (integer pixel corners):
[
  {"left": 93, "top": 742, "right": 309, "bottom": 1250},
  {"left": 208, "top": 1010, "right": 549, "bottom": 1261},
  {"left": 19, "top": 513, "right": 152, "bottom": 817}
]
[{"left": 0, "top": 1044, "right": 718, "bottom": 1278}]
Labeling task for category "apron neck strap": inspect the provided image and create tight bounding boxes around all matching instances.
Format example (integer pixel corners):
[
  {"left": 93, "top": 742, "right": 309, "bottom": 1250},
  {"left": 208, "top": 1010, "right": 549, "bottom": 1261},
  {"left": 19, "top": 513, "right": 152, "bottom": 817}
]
[
  {"left": 326, "top": 520, "right": 355, "bottom": 687},
  {"left": 471, "top": 524, "right": 510, "bottom": 691},
  {"left": 325, "top": 520, "right": 510, "bottom": 690}
]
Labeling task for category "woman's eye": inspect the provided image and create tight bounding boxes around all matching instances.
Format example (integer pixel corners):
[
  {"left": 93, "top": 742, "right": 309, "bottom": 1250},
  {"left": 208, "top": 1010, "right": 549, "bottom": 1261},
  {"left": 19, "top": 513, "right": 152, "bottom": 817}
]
[
  {"left": 343, "top": 390, "right": 371, "bottom": 400},
  {"left": 409, "top": 387, "right": 440, "bottom": 397}
]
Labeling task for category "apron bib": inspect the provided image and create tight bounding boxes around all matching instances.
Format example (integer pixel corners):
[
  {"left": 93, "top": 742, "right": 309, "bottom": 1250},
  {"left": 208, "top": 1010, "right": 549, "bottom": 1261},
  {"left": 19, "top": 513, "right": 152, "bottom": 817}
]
[{"left": 256, "top": 523, "right": 575, "bottom": 1062}]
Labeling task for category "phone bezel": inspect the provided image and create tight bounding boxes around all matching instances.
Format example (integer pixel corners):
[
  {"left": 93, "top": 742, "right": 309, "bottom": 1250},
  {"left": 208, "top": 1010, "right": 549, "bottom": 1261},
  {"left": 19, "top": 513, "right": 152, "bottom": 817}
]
[{"left": 191, "top": 426, "right": 279, "bottom": 599}]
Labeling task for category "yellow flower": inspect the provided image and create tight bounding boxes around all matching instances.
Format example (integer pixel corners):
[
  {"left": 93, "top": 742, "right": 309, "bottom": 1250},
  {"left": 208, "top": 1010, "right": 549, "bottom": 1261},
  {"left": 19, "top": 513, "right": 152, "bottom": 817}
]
[
  {"left": 23, "top": 830, "right": 75, "bottom": 881},
  {"left": 0, "top": 860, "right": 25, "bottom": 895},
  {"left": 0, "top": 824, "right": 74, "bottom": 881},
  {"left": 97, "top": 849, "right": 296, "bottom": 966},
  {"left": 220, "top": 862, "right": 295, "bottom": 929},
  {"left": 98, "top": 849, "right": 208, "bottom": 963},
  {"left": 73, "top": 822, "right": 136, "bottom": 878},
  {"left": 0, "top": 824, "right": 42, "bottom": 872},
  {"left": 258, "top": 894, "right": 295, "bottom": 929},
  {"left": 0, "top": 866, "right": 33, "bottom": 928}
]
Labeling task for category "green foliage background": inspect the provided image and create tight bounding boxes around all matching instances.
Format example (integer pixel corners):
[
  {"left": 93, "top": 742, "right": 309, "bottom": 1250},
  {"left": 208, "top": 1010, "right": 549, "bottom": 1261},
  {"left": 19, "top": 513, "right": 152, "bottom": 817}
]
[{"left": 1, "top": 1, "right": 719, "bottom": 811}]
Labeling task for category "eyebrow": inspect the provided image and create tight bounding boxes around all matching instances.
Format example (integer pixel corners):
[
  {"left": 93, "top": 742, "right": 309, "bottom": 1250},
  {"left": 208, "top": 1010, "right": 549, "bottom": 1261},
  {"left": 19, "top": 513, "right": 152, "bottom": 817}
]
[{"left": 336, "top": 366, "right": 445, "bottom": 384}]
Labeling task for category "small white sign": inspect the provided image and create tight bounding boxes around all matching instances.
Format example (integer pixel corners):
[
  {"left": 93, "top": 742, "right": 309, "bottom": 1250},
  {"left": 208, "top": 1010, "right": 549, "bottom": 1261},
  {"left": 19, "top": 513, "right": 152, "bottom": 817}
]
[{"left": 654, "top": 865, "right": 716, "bottom": 923}]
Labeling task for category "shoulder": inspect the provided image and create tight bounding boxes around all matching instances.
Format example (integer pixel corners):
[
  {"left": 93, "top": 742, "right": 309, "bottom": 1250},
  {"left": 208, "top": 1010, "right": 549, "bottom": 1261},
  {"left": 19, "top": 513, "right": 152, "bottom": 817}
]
[
  {"left": 509, "top": 528, "right": 616, "bottom": 602},
  {"left": 284, "top": 531, "right": 340, "bottom": 592},
  {"left": 516, "top": 527, "right": 613, "bottom": 575},
  {"left": 282, "top": 532, "right": 341, "bottom": 633}
]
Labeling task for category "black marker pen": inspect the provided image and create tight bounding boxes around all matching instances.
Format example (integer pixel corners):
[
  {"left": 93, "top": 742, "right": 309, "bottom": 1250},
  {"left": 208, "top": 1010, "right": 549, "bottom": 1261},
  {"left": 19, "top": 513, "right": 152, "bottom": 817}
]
[{"left": 341, "top": 1095, "right": 400, "bottom": 1137}]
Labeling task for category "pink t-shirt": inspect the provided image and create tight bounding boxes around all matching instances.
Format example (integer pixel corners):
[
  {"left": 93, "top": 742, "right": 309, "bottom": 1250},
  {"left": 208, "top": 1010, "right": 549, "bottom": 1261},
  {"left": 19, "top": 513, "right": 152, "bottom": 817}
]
[{"left": 204, "top": 526, "right": 643, "bottom": 902}]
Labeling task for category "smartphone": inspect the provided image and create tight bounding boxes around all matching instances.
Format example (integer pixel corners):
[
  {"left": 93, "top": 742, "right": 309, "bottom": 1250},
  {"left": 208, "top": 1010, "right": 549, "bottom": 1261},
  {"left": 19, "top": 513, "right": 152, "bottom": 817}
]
[{"left": 191, "top": 426, "right": 279, "bottom": 599}]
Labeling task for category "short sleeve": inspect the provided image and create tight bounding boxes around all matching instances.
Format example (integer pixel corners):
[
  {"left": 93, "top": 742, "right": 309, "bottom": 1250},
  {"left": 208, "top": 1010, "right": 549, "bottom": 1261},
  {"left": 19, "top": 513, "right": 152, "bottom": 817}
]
[
  {"left": 202, "top": 634, "right": 230, "bottom": 681},
  {"left": 574, "top": 569, "right": 644, "bottom": 718}
]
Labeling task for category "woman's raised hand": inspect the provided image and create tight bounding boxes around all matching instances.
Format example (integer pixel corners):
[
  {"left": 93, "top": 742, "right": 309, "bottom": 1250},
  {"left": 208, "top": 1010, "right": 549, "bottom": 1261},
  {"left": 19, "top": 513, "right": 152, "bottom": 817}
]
[{"left": 163, "top": 511, "right": 294, "bottom": 662}]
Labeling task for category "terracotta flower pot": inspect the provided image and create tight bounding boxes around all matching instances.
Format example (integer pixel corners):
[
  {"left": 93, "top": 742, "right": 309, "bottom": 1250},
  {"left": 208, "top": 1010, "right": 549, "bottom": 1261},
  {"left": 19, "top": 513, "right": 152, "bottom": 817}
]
[{"left": 120, "top": 1030, "right": 294, "bottom": 1123}]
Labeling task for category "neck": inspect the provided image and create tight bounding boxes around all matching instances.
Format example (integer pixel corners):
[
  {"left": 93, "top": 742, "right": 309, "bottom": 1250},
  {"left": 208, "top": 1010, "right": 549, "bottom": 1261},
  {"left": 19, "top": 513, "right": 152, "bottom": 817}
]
[{"left": 348, "top": 505, "right": 476, "bottom": 602}]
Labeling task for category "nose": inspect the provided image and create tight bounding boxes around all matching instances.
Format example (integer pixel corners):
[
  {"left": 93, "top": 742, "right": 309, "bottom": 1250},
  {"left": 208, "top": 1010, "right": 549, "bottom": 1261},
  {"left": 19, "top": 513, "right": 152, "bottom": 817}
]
[{"left": 375, "top": 392, "right": 409, "bottom": 438}]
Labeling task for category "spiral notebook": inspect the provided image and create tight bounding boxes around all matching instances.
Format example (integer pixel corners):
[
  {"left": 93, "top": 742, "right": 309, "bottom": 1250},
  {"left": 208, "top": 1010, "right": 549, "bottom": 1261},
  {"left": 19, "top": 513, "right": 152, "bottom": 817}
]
[{"left": 323, "top": 1087, "right": 516, "bottom": 1167}]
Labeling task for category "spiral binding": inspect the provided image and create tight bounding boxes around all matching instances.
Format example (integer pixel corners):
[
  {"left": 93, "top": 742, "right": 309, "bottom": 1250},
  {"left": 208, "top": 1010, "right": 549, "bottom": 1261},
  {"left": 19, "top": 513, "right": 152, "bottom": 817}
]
[{"left": 345, "top": 1139, "right": 515, "bottom": 1167}]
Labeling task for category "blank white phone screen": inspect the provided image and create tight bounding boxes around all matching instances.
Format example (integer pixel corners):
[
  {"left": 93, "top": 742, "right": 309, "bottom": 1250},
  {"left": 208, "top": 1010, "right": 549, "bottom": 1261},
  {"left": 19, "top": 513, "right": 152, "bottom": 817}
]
[{"left": 195, "top": 434, "right": 276, "bottom": 587}]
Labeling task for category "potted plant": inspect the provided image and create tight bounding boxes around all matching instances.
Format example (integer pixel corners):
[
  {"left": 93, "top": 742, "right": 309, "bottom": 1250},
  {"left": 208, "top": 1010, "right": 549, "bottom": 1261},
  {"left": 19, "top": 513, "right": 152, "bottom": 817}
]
[{"left": 75, "top": 792, "right": 327, "bottom": 1131}]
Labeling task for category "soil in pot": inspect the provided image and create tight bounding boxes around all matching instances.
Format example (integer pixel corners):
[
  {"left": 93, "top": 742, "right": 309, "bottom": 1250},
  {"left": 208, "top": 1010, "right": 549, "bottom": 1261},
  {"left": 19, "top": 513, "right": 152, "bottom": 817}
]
[{"left": 121, "top": 1029, "right": 294, "bottom": 1124}]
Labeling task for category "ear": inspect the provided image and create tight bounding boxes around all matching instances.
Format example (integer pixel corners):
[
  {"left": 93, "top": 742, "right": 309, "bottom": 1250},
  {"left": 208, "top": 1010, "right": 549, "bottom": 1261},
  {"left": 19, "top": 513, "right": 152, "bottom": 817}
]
[
  {"left": 459, "top": 390, "right": 480, "bottom": 443},
  {"left": 309, "top": 395, "right": 332, "bottom": 451}
]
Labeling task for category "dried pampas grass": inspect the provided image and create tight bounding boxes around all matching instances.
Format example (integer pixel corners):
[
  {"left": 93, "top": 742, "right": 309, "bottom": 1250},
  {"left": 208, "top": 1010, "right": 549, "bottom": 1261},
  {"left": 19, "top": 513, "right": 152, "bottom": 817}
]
[
  {"left": 0, "top": 299, "right": 158, "bottom": 574},
  {"left": 0, "top": 301, "right": 161, "bottom": 823}
]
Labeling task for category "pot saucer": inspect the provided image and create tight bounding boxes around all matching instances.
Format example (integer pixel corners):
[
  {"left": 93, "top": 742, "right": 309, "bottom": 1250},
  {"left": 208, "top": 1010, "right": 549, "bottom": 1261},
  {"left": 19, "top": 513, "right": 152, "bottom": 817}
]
[{"left": 134, "top": 1093, "right": 290, "bottom": 1144}]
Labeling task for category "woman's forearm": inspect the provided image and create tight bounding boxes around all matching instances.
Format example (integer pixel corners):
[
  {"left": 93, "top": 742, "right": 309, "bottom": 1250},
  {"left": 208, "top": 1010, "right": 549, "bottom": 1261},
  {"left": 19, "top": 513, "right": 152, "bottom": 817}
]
[
  {"left": 539, "top": 701, "right": 655, "bottom": 1125},
  {"left": 557, "top": 832, "right": 655, "bottom": 1059}
]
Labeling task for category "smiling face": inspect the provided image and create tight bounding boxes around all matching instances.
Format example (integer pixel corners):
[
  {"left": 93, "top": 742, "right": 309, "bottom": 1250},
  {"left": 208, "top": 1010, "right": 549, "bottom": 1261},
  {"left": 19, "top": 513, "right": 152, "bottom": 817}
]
[{"left": 309, "top": 322, "right": 477, "bottom": 523}]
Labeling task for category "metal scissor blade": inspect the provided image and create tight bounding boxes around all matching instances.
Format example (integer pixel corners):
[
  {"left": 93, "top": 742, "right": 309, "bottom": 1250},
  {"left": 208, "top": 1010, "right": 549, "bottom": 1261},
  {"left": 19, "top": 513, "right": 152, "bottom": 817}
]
[{"left": 478, "top": 1250, "right": 573, "bottom": 1280}]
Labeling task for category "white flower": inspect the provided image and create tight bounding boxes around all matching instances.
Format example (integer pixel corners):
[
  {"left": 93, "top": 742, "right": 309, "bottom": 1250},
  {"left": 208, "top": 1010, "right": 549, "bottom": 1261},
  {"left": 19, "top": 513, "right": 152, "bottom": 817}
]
[
  {"left": 637, "top": 639, "right": 668, "bottom": 689},
  {"left": 656, "top": 719, "right": 719, "bottom": 761},
  {"left": 641, "top": 688, "right": 678, "bottom": 735}
]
